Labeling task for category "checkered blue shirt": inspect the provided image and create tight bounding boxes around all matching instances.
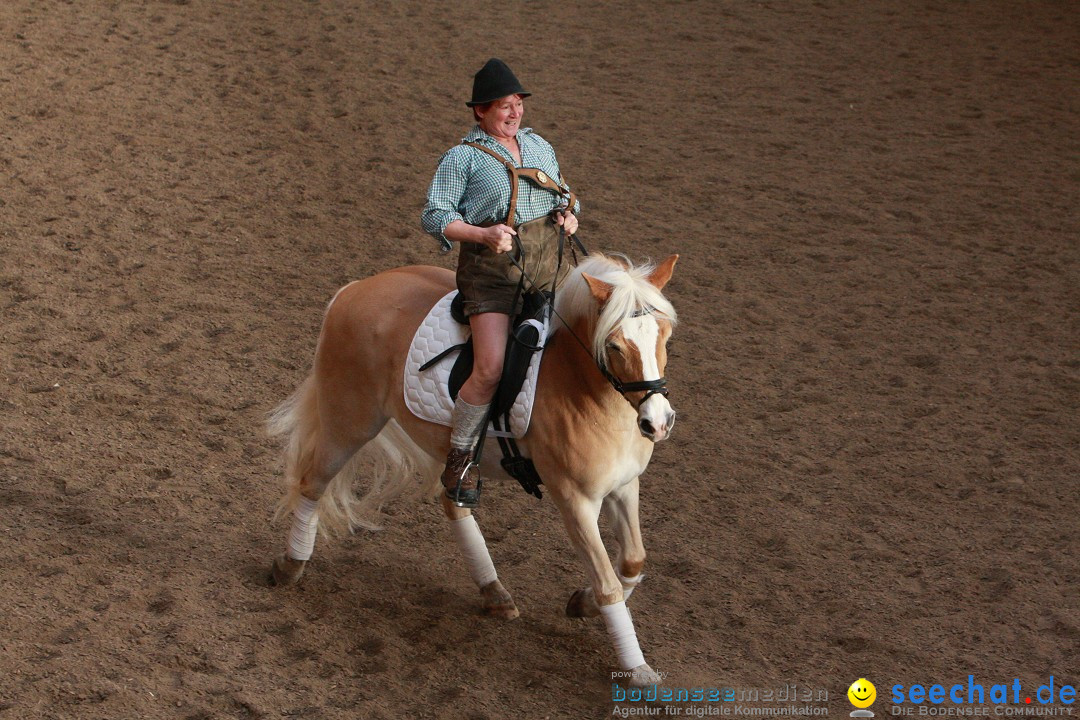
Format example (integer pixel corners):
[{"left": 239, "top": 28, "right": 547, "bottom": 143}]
[{"left": 421, "top": 125, "right": 579, "bottom": 251}]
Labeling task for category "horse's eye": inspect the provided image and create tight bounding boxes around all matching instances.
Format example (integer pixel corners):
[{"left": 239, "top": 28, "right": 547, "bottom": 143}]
[{"left": 606, "top": 342, "right": 622, "bottom": 354}]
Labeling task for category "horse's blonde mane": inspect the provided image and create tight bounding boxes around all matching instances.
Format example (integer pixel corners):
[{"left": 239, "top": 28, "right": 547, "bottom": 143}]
[{"left": 555, "top": 253, "right": 678, "bottom": 364}]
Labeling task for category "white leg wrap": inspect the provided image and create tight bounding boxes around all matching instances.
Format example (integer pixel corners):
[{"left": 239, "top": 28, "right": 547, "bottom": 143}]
[
  {"left": 618, "top": 571, "right": 644, "bottom": 601},
  {"left": 287, "top": 496, "right": 319, "bottom": 561},
  {"left": 450, "top": 515, "right": 498, "bottom": 588},
  {"left": 600, "top": 600, "right": 646, "bottom": 670}
]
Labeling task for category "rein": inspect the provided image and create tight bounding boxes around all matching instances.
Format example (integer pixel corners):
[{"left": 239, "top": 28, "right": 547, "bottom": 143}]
[{"left": 506, "top": 251, "right": 670, "bottom": 410}]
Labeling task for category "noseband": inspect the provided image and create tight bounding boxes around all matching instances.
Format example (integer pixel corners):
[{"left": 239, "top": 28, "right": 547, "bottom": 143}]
[{"left": 599, "top": 365, "right": 669, "bottom": 409}]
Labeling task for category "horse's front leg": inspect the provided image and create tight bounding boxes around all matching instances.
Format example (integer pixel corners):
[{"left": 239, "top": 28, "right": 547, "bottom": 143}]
[
  {"left": 565, "top": 477, "right": 647, "bottom": 616},
  {"left": 604, "top": 476, "right": 647, "bottom": 601},
  {"left": 439, "top": 495, "right": 519, "bottom": 619},
  {"left": 552, "top": 487, "right": 659, "bottom": 687}
]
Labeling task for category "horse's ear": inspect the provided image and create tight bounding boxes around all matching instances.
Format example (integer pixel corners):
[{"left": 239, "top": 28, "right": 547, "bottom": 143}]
[
  {"left": 647, "top": 254, "right": 679, "bottom": 290},
  {"left": 582, "top": 273, "right": 613, "bottom": 305}
]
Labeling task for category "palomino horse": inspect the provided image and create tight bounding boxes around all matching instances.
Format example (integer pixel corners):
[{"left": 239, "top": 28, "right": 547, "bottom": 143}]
[{"left": 267, "top": 252, "right": 678, "bottom": 685}]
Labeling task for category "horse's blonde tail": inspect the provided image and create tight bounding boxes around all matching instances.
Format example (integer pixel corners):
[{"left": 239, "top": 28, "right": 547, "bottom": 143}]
[
  {"left": 268, "top": 374, "right": 330, "bottom": 524},
  {"left": 351, "top": 420, "right": 443, "bottom": 529},
  {"left": 268, "top": 376, "right": 441, "bottom": 535}
]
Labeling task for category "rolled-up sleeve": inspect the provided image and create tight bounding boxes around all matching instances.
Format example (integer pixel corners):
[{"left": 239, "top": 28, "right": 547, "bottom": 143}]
[{"left": 422, "top": 149, "right": 468, "bottom": 250}]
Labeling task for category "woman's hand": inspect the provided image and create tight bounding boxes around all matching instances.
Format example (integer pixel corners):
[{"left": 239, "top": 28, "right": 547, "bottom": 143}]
[
  {"left": 442, "top": 220, "right": 516, "bottom": 253},
  {"left": 482, "top": 224, "right": 516, "bottom": 254},
  {"left": 555, "top": 210, "right": 579, "bottom": 236}
]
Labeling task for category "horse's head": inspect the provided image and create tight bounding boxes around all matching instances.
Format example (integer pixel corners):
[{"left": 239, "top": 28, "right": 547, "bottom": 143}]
[{"left": 580, "top": 254, "right": 679, "bottom": 442}]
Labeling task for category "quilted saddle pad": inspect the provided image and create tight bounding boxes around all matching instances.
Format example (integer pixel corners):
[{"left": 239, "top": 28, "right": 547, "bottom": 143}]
[{"left": 403, "top": 291, "right": 552, "bottom": 438}]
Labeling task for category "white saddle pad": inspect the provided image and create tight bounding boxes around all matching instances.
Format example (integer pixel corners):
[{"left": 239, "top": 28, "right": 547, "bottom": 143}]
[{"left": 403, "top": 291, "right": 552, "bottom": 439}]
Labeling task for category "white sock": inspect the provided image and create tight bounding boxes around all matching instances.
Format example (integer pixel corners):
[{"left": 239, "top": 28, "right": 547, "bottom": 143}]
[
  {"left": 618, "top": 571, "right": 644, "bottom": 601},
  {"left": 600, "top": 600, "right": 646, "bottom": 670},
  {"left": 450, "top": 515, "right": 498, "bottom": 588},
  {"left": 287, "top": 496, "right": 319, "bottom": 561}
]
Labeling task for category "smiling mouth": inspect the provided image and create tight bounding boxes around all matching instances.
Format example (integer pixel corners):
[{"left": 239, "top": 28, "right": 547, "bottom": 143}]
[{"left": 854, "top": 693, "right": 870, "bottom": 700}]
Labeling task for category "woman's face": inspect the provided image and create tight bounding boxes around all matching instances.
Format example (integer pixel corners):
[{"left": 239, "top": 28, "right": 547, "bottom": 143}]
[{"left": 477, "top": 94, "right": 524, "bottom": 139}]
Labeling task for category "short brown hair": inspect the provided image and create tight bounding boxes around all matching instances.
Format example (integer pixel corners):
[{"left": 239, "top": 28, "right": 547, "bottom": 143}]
[{"left": 472, "top": 101, "right": 494, "bottom": 122}]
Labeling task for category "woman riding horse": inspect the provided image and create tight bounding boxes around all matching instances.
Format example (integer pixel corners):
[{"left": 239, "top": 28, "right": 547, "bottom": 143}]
[
  {"left": 421, "top": 58, "right": 579, "bottom": 509},
  {"left": 268, "top": 58, "right": 679, "bottom": 687}
]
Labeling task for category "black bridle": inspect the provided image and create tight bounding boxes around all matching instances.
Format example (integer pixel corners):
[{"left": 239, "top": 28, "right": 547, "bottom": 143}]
[
  {"left": 598, "top": 364, "right": 669, "bottom": 409},
  {"left": 595, "top": 305, "right": 669, "bottom": 409}
]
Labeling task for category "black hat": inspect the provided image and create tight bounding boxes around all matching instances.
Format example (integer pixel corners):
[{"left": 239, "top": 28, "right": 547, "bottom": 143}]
[{"left": 466, "top": 58, "right": 531, "bottom": 107}]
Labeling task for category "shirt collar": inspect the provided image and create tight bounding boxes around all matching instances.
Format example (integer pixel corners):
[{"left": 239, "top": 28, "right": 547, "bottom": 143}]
[{"left": 463, "top": 124, "right": 533, "bottom": 144}]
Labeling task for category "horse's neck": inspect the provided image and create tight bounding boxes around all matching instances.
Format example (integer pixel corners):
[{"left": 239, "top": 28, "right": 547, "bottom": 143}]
[{"left": 530, "top": 316, "right": 652, "bottom": 486}]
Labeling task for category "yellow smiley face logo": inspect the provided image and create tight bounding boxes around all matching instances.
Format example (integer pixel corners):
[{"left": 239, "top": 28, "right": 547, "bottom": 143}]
[{"left": 848, "top": 679, "right": 876, "bottom": 708}]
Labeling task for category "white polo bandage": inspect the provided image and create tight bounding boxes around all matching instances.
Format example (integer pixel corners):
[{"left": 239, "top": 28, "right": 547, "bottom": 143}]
[
  {"left": 618, "top": 571, "right": 643, "bottom": 601},
  {"left": 600, "top": 600, "right": 646, "bottom": 670},
  {"left": 287, "top": 496, "right": 319, "bottom": 561},
  {"left": 450, "top": 515, "right": 498, "bottom": 588}
]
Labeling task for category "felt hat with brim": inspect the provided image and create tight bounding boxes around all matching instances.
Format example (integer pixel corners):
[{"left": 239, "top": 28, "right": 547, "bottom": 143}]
[{"left": 466, "top": 58, "right": 531, "bottom": 106}]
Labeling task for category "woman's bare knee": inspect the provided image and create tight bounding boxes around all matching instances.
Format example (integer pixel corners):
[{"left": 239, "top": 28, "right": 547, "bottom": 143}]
[
  {"left": 473, "top": 355, "right": 504, "bottom": 386},
  {"left": 465, "top": 312, "right": 509, "bottom": 400}
]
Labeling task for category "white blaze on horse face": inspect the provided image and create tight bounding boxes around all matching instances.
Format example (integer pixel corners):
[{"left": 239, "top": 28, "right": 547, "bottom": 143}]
[{"left": 622, "top": 315, "right": 674, "bottom": 441}]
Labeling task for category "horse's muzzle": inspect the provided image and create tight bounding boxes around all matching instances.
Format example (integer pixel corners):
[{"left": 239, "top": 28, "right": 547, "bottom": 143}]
[{"left": 638, "top": 409, "right": 676, "bottom": 442}]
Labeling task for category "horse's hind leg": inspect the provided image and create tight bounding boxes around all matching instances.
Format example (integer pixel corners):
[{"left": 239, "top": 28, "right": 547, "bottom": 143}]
[
  {"left": 439, "top": 495, "right": 519, "bottom": 619},
  {"left": 269, "top": 375, "right": 386, "bottom": 586},
  {"left": 604, "top": 477, "right": 647, "bottom": 601},
  {"left": 269, "top": 436, "right": 360, "bottom": 586}
]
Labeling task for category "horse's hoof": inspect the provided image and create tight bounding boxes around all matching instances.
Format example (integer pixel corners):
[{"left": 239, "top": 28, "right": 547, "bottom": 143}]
[
  {"left": 482, "top": 603, "right": 520, "bottom": 620},
  {"left": 565, "top": 588, "right": 601, "bottom": 618},
  {"left": 480, "top": 580, "right": 520, "bottom": 620},
  {"left": 269, "top": 554, "right": 306, "bottom": 587},
  {"left": 629, "top": 663, "right": 661, "bottom": 687}
]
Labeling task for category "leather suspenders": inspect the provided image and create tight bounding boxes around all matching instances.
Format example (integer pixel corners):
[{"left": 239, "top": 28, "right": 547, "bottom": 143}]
[{"left": 462, "top": 141, "right": 578, "bottom": 226}]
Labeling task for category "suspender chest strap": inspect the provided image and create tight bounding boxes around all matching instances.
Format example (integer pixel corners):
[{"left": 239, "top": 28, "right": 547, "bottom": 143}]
[{"left": 463, "top": 141, "right": 578, "bottom": 227}]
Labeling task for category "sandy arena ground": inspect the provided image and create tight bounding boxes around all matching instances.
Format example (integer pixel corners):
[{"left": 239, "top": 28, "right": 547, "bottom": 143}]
[{"left": 1, "top": 1, "right": 1077, "bottom": 718}]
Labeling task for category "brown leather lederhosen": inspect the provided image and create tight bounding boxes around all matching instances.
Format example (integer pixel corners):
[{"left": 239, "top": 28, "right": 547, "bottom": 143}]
[{"left": 455, "top": 141, "right": 577, "bottom": 317}]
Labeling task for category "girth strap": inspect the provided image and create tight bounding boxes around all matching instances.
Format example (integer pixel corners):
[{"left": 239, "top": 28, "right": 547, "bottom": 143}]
[{"left": 463, "top": 141, "right": 577, "bottom": 226}]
